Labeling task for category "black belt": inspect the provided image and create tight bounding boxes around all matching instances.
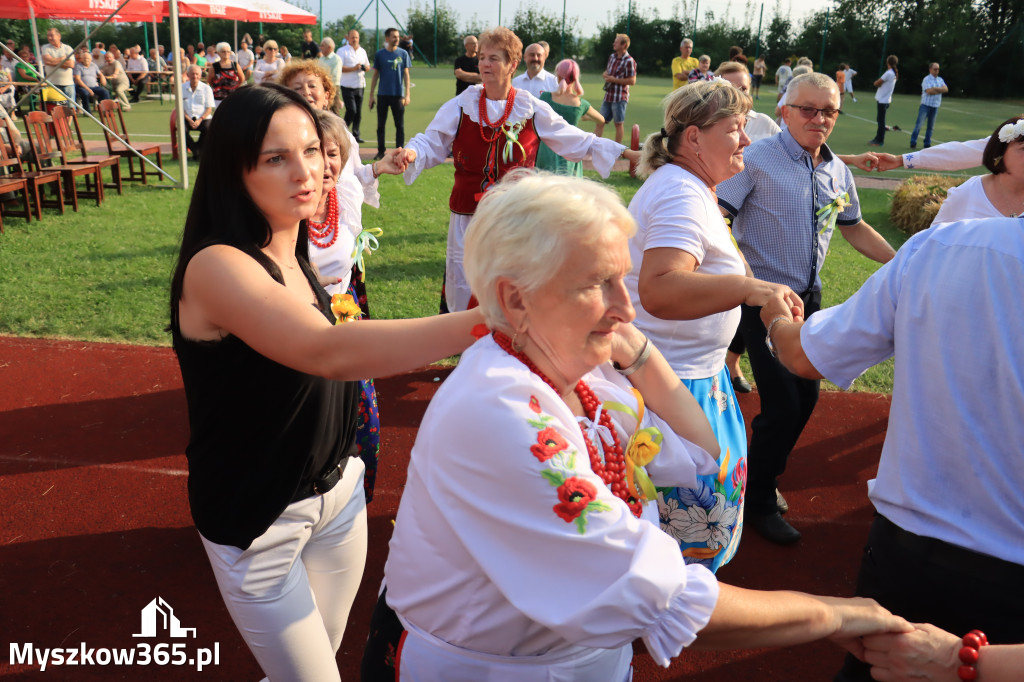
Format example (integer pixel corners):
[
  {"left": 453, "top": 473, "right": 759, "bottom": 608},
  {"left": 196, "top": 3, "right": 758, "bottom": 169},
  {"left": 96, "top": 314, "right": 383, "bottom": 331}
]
[
  {"left": 291, "top": 458, "right": 349, "bottom": 503},
  {"left": 875, "top": 515, "right": 1024, "bottom": 586}
]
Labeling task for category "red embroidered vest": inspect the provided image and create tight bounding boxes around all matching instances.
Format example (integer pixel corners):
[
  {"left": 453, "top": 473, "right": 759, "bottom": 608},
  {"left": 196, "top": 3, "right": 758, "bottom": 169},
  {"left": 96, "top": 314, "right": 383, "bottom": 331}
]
[{"left": 449, "top": 110, "right": 539, "bottom": 215}]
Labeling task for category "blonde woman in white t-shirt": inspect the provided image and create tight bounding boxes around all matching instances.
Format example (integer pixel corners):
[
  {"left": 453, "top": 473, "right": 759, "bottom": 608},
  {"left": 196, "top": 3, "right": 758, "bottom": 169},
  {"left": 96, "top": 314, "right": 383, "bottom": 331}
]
[{"left": 624, "top": 80, "right": 803, "bottom": 574}]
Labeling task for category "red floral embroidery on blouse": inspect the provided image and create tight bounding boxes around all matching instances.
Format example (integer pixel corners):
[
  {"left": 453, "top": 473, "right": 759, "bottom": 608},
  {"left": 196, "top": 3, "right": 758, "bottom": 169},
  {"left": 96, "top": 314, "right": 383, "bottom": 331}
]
[
  {"left": 553, "top": 476, "right": 598, "bottom": 522},
  {"left": 528, "top": 395, "right": 541, "bottom": 414},
  {"left": 530, "top": 426, "right": 568, "bottom": 462}
]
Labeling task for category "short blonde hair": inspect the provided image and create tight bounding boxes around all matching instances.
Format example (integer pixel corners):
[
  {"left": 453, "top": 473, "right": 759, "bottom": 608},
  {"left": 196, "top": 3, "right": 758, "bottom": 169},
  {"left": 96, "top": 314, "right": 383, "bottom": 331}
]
[
  {"left": 715, "top": 61, "right": 749, "bottom": 77},
  {"left": 638, "top": 80, "right": 751, "bottom": 177},
  {"left": 263, "top": 40, "right": 279, "bottom": 50},
  {"left": 478, "top": 27, "right": 522, "bottom": 66},
  {"left": 465, "top": 171, "right": 635, "bottom": 333}
]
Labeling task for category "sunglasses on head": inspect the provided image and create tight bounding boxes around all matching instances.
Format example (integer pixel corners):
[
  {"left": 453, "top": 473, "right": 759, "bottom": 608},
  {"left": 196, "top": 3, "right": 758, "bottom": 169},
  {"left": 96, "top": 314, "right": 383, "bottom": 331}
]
[{"left": 787, "top": 104, "right": 841, "bottom": 120}]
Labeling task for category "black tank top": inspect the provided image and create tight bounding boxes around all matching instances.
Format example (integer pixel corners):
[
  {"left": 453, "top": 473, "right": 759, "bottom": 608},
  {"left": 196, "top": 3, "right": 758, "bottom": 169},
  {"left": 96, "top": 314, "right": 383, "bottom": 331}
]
[{"left": 172, "top": 251, "right": 360, "bottom": 549}]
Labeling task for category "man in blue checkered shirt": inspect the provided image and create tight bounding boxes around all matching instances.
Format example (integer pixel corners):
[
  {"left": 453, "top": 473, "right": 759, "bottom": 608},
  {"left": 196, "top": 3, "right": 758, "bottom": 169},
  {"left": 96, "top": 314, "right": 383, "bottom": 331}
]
[
  {"left": 718, "top": 72, "right": 896, "bottom": 545},
  {"left": 909, "top": 62, "right": 948, "bottom": 149}
]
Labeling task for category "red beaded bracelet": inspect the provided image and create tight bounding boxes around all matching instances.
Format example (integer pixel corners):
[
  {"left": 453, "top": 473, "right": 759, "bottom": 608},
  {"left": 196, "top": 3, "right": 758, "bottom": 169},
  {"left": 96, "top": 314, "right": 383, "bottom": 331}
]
[{"left": 957, "top": 629, "right": 988, "bottom": 681}]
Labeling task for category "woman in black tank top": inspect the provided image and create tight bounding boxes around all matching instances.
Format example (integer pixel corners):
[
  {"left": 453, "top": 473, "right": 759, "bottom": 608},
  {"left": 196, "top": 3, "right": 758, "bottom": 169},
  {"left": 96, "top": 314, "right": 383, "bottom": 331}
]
[{"left": 169, "top": 84, "right": 481, "bottom": 681}]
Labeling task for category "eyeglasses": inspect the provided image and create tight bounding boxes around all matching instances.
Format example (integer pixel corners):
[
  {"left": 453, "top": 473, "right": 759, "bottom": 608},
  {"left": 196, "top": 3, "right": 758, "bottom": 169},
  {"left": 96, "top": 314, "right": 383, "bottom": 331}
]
[{"left": 787, "top": 104, "right": 841, "bottom": 120}]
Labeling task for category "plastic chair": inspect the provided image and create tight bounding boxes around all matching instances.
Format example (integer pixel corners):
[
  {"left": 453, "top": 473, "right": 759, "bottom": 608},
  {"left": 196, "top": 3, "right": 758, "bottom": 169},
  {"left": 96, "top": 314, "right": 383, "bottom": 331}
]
[{"left": 97, "top": 99, "right": 163, "bottom": 184}]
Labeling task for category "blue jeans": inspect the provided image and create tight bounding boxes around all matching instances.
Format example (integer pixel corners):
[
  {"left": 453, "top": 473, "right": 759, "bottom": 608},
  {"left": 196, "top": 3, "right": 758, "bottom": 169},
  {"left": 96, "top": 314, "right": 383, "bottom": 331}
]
[
  {"left": 910, "top": 104, "right": 938, "bottom": 147},
  {"left": 600, "top": 99, "right": 627, "bottom": 123}
]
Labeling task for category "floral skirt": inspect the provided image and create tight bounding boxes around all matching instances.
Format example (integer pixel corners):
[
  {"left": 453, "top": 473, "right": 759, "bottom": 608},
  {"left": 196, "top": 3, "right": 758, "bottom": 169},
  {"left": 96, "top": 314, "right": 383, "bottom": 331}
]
[
  {"left": 350, "top": 274, "right": 381, "bottom": 502},
  {"left": 657, "top": 366, "right": 746, "bottom": 573}
]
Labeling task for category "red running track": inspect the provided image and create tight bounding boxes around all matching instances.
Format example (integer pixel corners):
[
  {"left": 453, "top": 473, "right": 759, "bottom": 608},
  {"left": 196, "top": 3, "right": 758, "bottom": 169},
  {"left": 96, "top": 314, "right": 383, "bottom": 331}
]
[{"left": 0, "top": 337, "right": 891, "bottom": 681}]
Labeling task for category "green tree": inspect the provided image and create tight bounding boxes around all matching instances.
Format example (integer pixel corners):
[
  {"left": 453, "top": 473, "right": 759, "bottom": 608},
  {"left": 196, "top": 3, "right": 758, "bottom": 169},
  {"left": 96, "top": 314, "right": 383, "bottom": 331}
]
[
  {"left": 763, "top": 11, "right": 793, "bottom": 65},
  {"left": 510, "top": 3, "right": 581, "bottom": 63},
  {"left": 405, "top": 0, "right": 461, "bottom": 65}
]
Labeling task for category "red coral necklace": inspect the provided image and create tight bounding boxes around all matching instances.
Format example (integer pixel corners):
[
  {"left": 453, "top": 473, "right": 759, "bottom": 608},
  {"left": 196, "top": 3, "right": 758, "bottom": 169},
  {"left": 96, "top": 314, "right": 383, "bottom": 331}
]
[
  {"left": 478, "top": 87, "right": 517, "bottom": 143},
  {"left": 493, "top": 331, "right": 642, "bottom": 517},
  {"left": 308, "top": 187, "right": 339, "bottom": 249}
]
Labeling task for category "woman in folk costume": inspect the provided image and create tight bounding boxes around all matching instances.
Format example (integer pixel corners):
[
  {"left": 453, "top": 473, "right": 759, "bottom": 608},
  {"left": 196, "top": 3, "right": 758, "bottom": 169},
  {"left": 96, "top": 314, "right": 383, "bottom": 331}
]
[
  {"left": 390, "top": 26, "right": 639, "bottom": 313},
  {"left": 364, "top": 172, "right": 911, "bottom": 680}
]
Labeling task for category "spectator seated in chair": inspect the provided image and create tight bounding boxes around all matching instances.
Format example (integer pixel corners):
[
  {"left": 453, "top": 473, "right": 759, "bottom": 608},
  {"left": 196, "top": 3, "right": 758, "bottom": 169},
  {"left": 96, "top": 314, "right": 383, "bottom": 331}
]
[{"left": 180, "top": 65, "right": 214, "bottom": 161}]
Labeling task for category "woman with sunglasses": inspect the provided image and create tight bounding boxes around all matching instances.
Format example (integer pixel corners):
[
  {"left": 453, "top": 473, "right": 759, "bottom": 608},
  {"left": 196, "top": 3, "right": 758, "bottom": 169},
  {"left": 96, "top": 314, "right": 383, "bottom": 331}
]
[
  {"left": 624, "top": 80, "right": 805, "bottom": 573},
  {"left": 252, "top": 40, "right": 285, "bottom": 85}
]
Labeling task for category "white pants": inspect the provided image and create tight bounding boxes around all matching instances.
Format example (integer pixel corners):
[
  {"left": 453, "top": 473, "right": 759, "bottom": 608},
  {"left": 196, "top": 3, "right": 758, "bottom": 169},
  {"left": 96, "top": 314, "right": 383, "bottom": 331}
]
[
  {"left": 201, "top": 459, "right": 367, "bottom": 682},
  {"left": 445, "top": 212, "right": 474, "bottom": 313},
  {"left": 397, "top": 618, "right": 633, "bottom": 682}
]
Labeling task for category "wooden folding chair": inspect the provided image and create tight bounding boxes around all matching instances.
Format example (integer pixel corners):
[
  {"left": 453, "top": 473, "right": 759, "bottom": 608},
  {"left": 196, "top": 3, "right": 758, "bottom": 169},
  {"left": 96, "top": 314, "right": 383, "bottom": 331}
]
[
  {"left": 51, "top": 106, "right": 123, "bottom": 196},
  {"left": 97, "top": 99, "right": 163, "bottom": 184},
  {"left": 0, "top": 172, "right": 31, "bottom": 232},
  {"left": 0, "top": 131, "right": 64, "bottom": 221},
  {"left": 25, "top": 110, "right": 103, "bottom": 211}
]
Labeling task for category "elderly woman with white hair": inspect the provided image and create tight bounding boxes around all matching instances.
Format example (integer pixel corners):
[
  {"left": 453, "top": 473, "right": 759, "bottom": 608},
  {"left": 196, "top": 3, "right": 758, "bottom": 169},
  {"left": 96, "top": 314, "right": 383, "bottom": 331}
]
[
  {"left": 207, "top": 42, "right": 244, "bottom": 105},
  {"left": 252, "top": 39, "right": 285, "bottom": 85},
  {"left": 368, "top": 171, "right": 911, "bottom": 680}
]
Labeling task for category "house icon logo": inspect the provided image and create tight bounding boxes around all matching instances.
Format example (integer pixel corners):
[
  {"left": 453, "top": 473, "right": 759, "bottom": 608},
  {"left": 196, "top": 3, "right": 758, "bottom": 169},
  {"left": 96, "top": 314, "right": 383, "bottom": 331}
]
[{"left": 132, "top": 597, "right": 197, "bottom": 638}]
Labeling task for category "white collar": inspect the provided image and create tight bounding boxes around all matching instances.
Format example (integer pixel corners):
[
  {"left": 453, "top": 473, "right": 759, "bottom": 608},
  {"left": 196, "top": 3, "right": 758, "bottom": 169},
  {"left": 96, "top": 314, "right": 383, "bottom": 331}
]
[{"left": 456, "top": 85, "right": 537, "bottom": 126}]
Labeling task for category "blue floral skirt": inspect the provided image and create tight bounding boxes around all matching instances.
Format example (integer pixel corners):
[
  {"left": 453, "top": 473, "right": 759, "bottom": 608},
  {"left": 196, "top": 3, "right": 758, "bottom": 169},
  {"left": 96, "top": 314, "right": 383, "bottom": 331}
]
[
  {"left": 657, "top": 366, "right": 746, "bottom": 573},
  {"left": 349, "top": 274, "right": 381, "bottom": 502}
]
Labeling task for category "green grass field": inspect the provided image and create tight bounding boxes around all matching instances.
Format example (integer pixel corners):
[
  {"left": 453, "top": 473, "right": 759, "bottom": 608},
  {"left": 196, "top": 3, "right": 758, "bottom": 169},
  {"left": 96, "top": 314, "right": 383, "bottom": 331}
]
[{"left": 2, "top": 68, "right": 1018, "bottom": 391}]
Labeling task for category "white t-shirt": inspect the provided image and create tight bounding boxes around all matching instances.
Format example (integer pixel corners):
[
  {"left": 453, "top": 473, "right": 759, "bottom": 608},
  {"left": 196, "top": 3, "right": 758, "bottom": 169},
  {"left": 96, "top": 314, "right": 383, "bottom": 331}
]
[
  {"left": 41, "top": 42, "right": 75, "bottom": 86},
  {"left": 875, "top": 68, "right": 896, "bottom": 104},
  {"left": 252, "top": 57, "right": 284, "bottom": 85},
  {"left": 932, "top": 174, "right": 1017, "bottom": 225},
  {"left": 626, "top": 164, "right": 746, "bottom": 380},
  {"left": 745, "top": 110, "right": 781, "bottom": 142},
  {"left": 801, "top": 217, "right": 1024, "bottom": 566},
  {"left": 236, "top": 48, "right": 254, "bottom": 71}
]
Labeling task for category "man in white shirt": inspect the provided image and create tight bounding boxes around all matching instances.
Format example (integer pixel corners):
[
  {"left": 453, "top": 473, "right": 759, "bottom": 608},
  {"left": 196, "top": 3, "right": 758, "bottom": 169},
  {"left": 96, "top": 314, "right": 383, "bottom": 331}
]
[
  {"left": 125, "top": 46, "right": 149, "bottom": 103},
  {"left": 763, "top": 216, "right": 1024, "bottom": 681},
  {"left": 511, "top": 43, "right": 557, "bottom": 97},
  {"left": 1, "top": 39, "right": 16, "bottom": 76},
  {"left": 236, "top": 39, "right": 254, "bottom": 81},
  {"left": 181, "top": 65, "right": 214, "bottom": 161},
  {"left": 338, "top": 29, "right": 370, "bottom": 143},
  {"left": 318, "top": 37, "right": 343, "bottom": 109},
  {"left": 41, "top": 27, "right": 75, "bottom": 102}
]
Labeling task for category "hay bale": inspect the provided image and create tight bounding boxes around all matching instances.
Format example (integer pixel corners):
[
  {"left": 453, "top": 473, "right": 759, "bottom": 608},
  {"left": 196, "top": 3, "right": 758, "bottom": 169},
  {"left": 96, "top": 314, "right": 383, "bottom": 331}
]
[{"left": 889, "top": 174, "right": 968, "bottom": 234}]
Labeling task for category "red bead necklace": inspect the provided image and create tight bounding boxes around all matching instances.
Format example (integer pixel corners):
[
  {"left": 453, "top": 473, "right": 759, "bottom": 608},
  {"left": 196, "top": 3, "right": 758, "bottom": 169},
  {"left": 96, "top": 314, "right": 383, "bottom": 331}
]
[
  {"left": 478, "top": 87, "right": 517, "bottom": 143},
  {"left": 493, "top": 332, "right": 643, "bottom": 517},
  {"left": 308, "top": 187, "right": 339, "bottom": 249}
]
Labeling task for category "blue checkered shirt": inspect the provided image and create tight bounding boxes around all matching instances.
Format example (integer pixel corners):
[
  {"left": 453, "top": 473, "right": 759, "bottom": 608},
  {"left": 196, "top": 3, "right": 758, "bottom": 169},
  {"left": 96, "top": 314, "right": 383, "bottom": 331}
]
[
  {"left": 717, "top": 129, "right": 862, "bottom": 293},
  {"left": 920, "top": 74, "right": 946, "bottom": 108}
]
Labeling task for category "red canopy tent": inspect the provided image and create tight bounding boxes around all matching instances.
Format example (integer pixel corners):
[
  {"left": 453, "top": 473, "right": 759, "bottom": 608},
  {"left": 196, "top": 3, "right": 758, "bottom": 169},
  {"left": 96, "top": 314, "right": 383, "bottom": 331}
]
[{"left": 2, "top": 0, "right": 316, "bottom": 188}]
